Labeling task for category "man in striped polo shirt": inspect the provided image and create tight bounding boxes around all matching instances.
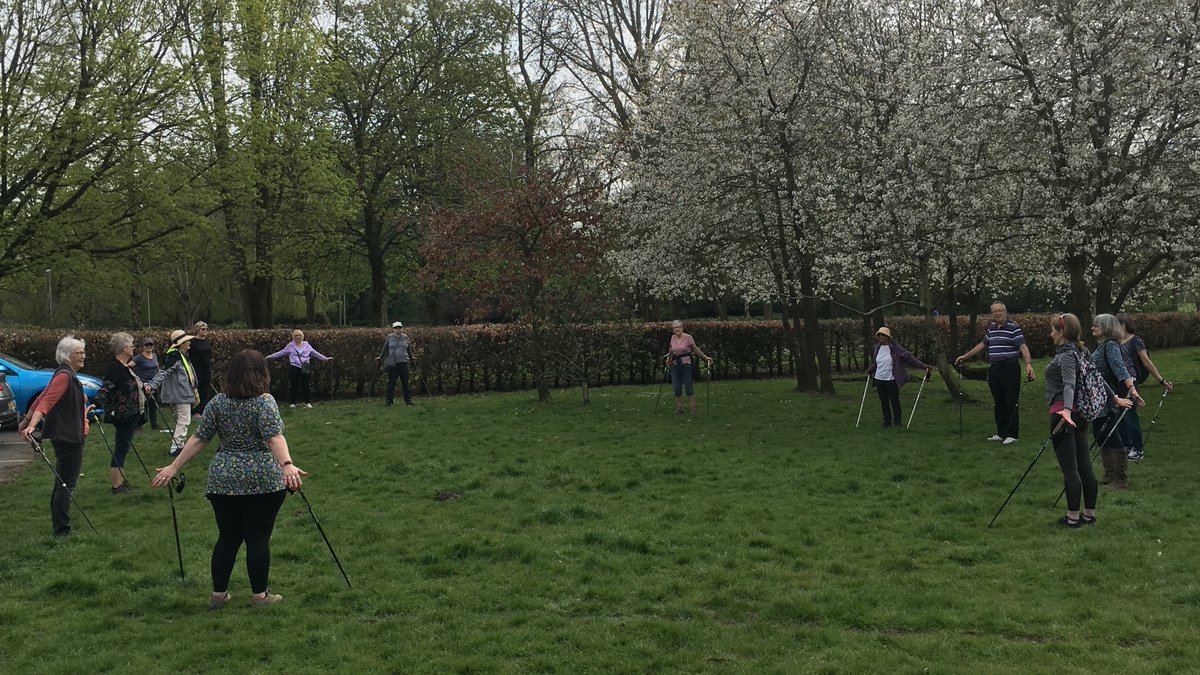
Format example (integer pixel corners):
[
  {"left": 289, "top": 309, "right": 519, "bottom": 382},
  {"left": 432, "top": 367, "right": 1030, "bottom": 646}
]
[{"left": 954, "top": 302, "right": 1035, "bottom": 444}]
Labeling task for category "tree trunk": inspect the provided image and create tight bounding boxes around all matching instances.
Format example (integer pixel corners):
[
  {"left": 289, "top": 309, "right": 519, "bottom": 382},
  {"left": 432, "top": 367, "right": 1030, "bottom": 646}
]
[
  {"left": 243, "top": 275, "right": 273, "bottom": 328},
  {"left": 916, "top": 257, "right": 967, "bottom": 401},
  {"left": 1067, "top": 252, "right": 1093, "bottom": 342},
  {"left": 304, "top": 281, "right": 317, "bottom": 324},
  {"left": 800, "top": 265, "right": 832, "bottom": 394},
  {"left": 369, "top": 248, "right": 387, "bottom": 327}
]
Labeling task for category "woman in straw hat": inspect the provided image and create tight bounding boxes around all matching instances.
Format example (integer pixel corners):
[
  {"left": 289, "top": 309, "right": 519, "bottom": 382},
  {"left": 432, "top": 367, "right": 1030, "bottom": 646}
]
[{"left": 868, "top": 326, "right": 932, "bottom": 428}]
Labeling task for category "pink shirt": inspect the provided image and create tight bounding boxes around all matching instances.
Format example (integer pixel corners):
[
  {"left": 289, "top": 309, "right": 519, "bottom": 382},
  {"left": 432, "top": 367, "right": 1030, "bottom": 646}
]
[{"left": 669, "top": 333, "right": 697, "bottom": 363}]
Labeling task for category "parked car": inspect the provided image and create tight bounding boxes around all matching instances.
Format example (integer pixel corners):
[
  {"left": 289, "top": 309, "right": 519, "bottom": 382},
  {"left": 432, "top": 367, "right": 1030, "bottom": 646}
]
[
  {"left": 0, "top": 351, "right": 103, "bottom": 419},
  {"left": 0, "top": 373, "right": 17, "bottom": 430}
]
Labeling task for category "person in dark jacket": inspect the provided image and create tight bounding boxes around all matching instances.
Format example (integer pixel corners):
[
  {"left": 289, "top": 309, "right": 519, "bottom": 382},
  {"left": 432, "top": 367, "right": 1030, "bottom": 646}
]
[
  {"left": 190, "top": 321, "right": 214, "bottom": 418},
  {"left": 868, "top": 327, "right": 932, "bottom": 428},
  {"left": 131, "top": 337, "right": 161, "bottom": 430},
  {"left": 19, "top": 335, "right": 91, "bottom": 537},
  {"left": 375, "top": 322, "right": 416, "bottom": 406},
  {"left": 91, "top": 332, "right": 146, "bottom": 494}
]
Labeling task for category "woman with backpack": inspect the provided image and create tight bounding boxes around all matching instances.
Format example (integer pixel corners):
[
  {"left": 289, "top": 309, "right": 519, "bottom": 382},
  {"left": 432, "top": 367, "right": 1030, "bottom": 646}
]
[
  {"left": 1091, "top": 314, "right": 1144, "bottom": 489},
  {"left": 1045, "top": 314, "right": 1132, "bottom": 527},
  {"left": 1116, "top": 315, "right": 1174, "bottom": 462}
]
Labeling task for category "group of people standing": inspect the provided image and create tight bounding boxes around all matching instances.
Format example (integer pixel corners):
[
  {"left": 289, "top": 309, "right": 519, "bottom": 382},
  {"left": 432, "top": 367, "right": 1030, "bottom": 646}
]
[
  {"left": 16, "top": 320, "right": 417, "bottom": 607},
  {"left": 947, "top": 304, "right": 1172, "bottom": 527}
]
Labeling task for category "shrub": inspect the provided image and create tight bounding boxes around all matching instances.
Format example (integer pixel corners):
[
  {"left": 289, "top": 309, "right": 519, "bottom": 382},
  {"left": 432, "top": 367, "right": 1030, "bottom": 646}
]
[{"left": 2, "top": 312, "right": 1196, "bottom": 398}]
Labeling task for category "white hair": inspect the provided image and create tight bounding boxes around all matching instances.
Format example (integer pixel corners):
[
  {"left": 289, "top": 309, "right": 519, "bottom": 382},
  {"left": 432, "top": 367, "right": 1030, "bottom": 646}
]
[
  {"left": 110, "top": 332, "right": 134, "bottom": 354},
  {"left": 55, "top": 335, "right": 85, "bottom": 366}
]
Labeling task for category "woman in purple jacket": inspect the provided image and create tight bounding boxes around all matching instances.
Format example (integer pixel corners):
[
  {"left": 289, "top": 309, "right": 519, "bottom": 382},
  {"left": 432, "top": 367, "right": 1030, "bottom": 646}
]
[
  {"left": 266, "top": 330, "right": 332, "bottom": 408},
  {"left": 868, "top": 327, "right": 932, "bottom": 428}
]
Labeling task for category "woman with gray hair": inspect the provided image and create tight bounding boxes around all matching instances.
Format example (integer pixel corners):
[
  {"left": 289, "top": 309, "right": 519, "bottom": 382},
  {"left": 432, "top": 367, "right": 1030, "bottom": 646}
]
[
  {"left": 1090, "top": 313, "right": 1145, "bottom": 489},
  {"left": 18, "top": 336, "right": 91, "bottom": 536},
  {"left": 663, "top": 320, "right": 713, "bottom": 415},
  {"left": 91, "top": 332, "right": 146, "bottom": 494}
]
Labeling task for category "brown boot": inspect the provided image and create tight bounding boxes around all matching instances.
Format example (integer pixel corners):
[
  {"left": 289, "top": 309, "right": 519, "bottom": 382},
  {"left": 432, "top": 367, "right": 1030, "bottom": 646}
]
[
  {"left": 1110, "top": 449, "right": 1129, "bottom": 490},
  {"left": 1098, "top": 448, "right": 1116, "bottom": 485}
]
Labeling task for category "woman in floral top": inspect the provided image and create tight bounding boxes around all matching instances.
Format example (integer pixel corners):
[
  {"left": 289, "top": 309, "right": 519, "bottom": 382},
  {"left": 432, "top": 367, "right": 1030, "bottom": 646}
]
[
  {"left": 91, "top": 332, "right": 145, "bottom": 494},
  {"left": 152, "top": 350, "right": 306, "bottom": 609}
]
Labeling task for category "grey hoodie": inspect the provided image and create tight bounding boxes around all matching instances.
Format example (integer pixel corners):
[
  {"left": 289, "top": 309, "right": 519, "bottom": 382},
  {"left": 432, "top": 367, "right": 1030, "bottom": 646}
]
[{"left": 378, "top": 333, "right": 412, "bottom": 368}]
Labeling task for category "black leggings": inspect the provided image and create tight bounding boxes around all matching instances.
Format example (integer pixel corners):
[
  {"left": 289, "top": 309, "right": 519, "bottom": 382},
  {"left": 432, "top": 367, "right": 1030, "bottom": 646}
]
[
  {"left": 288, "top": 366, "right": 311, "bottom": 405},
  {"left": 1051, "top": 414, "right": 1096, "bottom": 512},
  {"left": 874, "top": 378, "right": 901, "bottom": 426},
  {"left": 50, "top": 440, "right": 84, "bottom": 537},
  {"left": 208, "top": 490, "right": 287, "bottom": 594}
]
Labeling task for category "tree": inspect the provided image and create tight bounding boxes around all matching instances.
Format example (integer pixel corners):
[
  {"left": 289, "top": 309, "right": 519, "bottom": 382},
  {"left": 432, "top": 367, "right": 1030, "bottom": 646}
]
[
  {"left": 421, "top": 162, "right": 609, "bottom": 401},
  {"left": 324, "top": 0, "right": 510, "bottom": 326},
  {"left": 0, "top": 0, "right": 192, "bottom": 285},
  {"left": 183, "top": 0, "right": 337, "bottom": 327},
  {"left": 973, "top": 0, "right": 1200, "bottom": 328}
]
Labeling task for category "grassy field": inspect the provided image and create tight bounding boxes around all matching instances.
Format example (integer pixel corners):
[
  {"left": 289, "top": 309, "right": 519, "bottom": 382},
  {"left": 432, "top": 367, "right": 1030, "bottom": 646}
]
[{"left": 1, "top": 348, "right": 1198, "bottom": 673}]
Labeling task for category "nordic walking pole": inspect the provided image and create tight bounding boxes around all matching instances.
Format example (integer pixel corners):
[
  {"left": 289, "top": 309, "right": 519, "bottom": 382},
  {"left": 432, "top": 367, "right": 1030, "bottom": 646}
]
[
  {"left": 126, "top": 440, "right": 152, "bottom": 480},
  {"left": 88, "top": 411, "right": 131, "bottom": 487},
  {"left": 706, "top": 354, "right": 713, "bottom": 414},
  {"left": 855, "top": 374, "right": 870, "bottom": 428},
  {"left": 957, "top": 365, "right": 965, "bottom": 437},
  {"left": 293, "top": 489, "right": 352, "bottom": 589},
  {"left": 906, "top": 371, "right": 931, "bottom": 430},
  {"left": 167, "top": 477, "right": 185, "bottom": 580},
  {"left": 1139, "top": 388, "right": 1170, "bottom": 455},
  {"left": 989, "top": 418, "right": 1067, "bottom": 528},
  {"left": 30, "top": 437, "right": 98, "bottom": 534},
  {"left": 654, "top": 358, "right": 668, "bottom": 413},
  {"left": 1051, "top": 407, "right": 1129, "bottom": 509}
]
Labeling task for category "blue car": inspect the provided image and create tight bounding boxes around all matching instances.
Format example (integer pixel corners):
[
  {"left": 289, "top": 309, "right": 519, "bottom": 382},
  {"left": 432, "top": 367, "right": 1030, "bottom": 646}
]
[{"left": 0, "top": 351, "right": 104, "bottom": 419}]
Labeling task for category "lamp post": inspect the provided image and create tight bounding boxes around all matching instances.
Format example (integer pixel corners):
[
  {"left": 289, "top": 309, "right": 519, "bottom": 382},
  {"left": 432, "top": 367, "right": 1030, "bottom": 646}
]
[{"left": 45, "top": 268, "right": 52, "bottom": 323}]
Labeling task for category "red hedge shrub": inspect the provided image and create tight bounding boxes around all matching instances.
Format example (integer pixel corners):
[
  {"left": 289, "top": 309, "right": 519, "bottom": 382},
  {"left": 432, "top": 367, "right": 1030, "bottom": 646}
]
[{"left": 2, "top": 313, "right": 1196, "bottom": 399}]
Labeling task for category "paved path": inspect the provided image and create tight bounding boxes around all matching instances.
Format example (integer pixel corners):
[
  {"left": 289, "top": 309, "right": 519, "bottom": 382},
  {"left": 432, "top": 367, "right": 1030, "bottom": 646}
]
[{"left": 0, "top": 430, "right": 33, "bottom": 485}]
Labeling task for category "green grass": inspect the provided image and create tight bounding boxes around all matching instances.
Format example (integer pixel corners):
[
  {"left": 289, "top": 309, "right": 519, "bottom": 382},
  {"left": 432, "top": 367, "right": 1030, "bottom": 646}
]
[{"left": 2, "top": 348, "right": 1199, "bottom": 673}]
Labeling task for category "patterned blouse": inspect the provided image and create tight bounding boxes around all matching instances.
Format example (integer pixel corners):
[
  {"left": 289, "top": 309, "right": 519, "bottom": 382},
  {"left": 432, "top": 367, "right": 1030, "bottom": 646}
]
[{"left": 196, "top": 393, "right": 287, "bottom": 496}]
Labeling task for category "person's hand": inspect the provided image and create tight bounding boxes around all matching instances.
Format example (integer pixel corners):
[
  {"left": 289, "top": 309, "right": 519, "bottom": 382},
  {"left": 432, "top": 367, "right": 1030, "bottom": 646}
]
[
  {"left": 924, "top": 367, "right": 933, "bottom": 381},
  {"left": 706, "top": 357, "right": 714, "bottom": 367},
  {"left": 86, "top": 404, "right": 96, "bottom": 416},
  {"left": 374, "top": 356, "right": 380, "bottom": 361},
  {"left": 19, "top": 425, "right": 36, "bottom": 444},
  {"left": 151, "top": 465, "right": 179, "bottom": 489},
  {"left": 1025, "top": 363, "right": 1036, "bottom": 382},
  {"left": 1059, "top": 408, "right": 1075, "bottom": 427},
  {"left": 1162, "top": 379, "right": 1174, "bottom": 392},
  {"left": 954, "top": 355, "right": 966, "bottom": 367},
  {"left": 143, "top": 383, "right": 152, "bottom": 393},
  {"left": 1132, "top": 390, "right": 1145, "bottom": 407},
  {"left": 1116, "top": 396, "right": 1133, "bottom": 410},
  {"left": 283, "top": 463, "right": 308, "bottom": 491}
]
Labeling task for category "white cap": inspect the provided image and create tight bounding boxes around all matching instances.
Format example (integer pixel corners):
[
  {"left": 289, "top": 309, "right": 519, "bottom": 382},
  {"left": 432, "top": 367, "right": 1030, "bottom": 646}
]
[{"left": 391, "top": 321, "right": 403, "bottom": 328}]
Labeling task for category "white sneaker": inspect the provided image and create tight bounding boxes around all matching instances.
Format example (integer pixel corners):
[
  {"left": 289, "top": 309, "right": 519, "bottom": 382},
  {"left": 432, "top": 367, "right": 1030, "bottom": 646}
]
[
  {"left": 1002, "top": 437, "right": 1018, "bottom": 445},
  {"left": 304, "top": 403, "right": 313, "bottom": 409},
  {"left": 987, "top": 435, "right": 1003, "bottom": 441}
]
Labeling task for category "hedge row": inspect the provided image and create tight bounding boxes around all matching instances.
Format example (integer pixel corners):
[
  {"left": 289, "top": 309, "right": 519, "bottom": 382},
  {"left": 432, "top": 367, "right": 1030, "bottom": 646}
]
[{"left": 1, "top": 313, "right": 1196, "bottom": 399}]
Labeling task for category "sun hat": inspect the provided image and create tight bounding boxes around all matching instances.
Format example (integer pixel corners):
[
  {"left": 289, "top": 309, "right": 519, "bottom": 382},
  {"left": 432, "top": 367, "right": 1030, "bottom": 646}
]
[
  {"left": 875, "top": 326, "right": 893, "bottom": 338},
  {"left": 391, "top": 321, "right": 403, "bottom": 328},
  {"left": 169, "top": 329, "right": 196, "bottom": 347}
]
